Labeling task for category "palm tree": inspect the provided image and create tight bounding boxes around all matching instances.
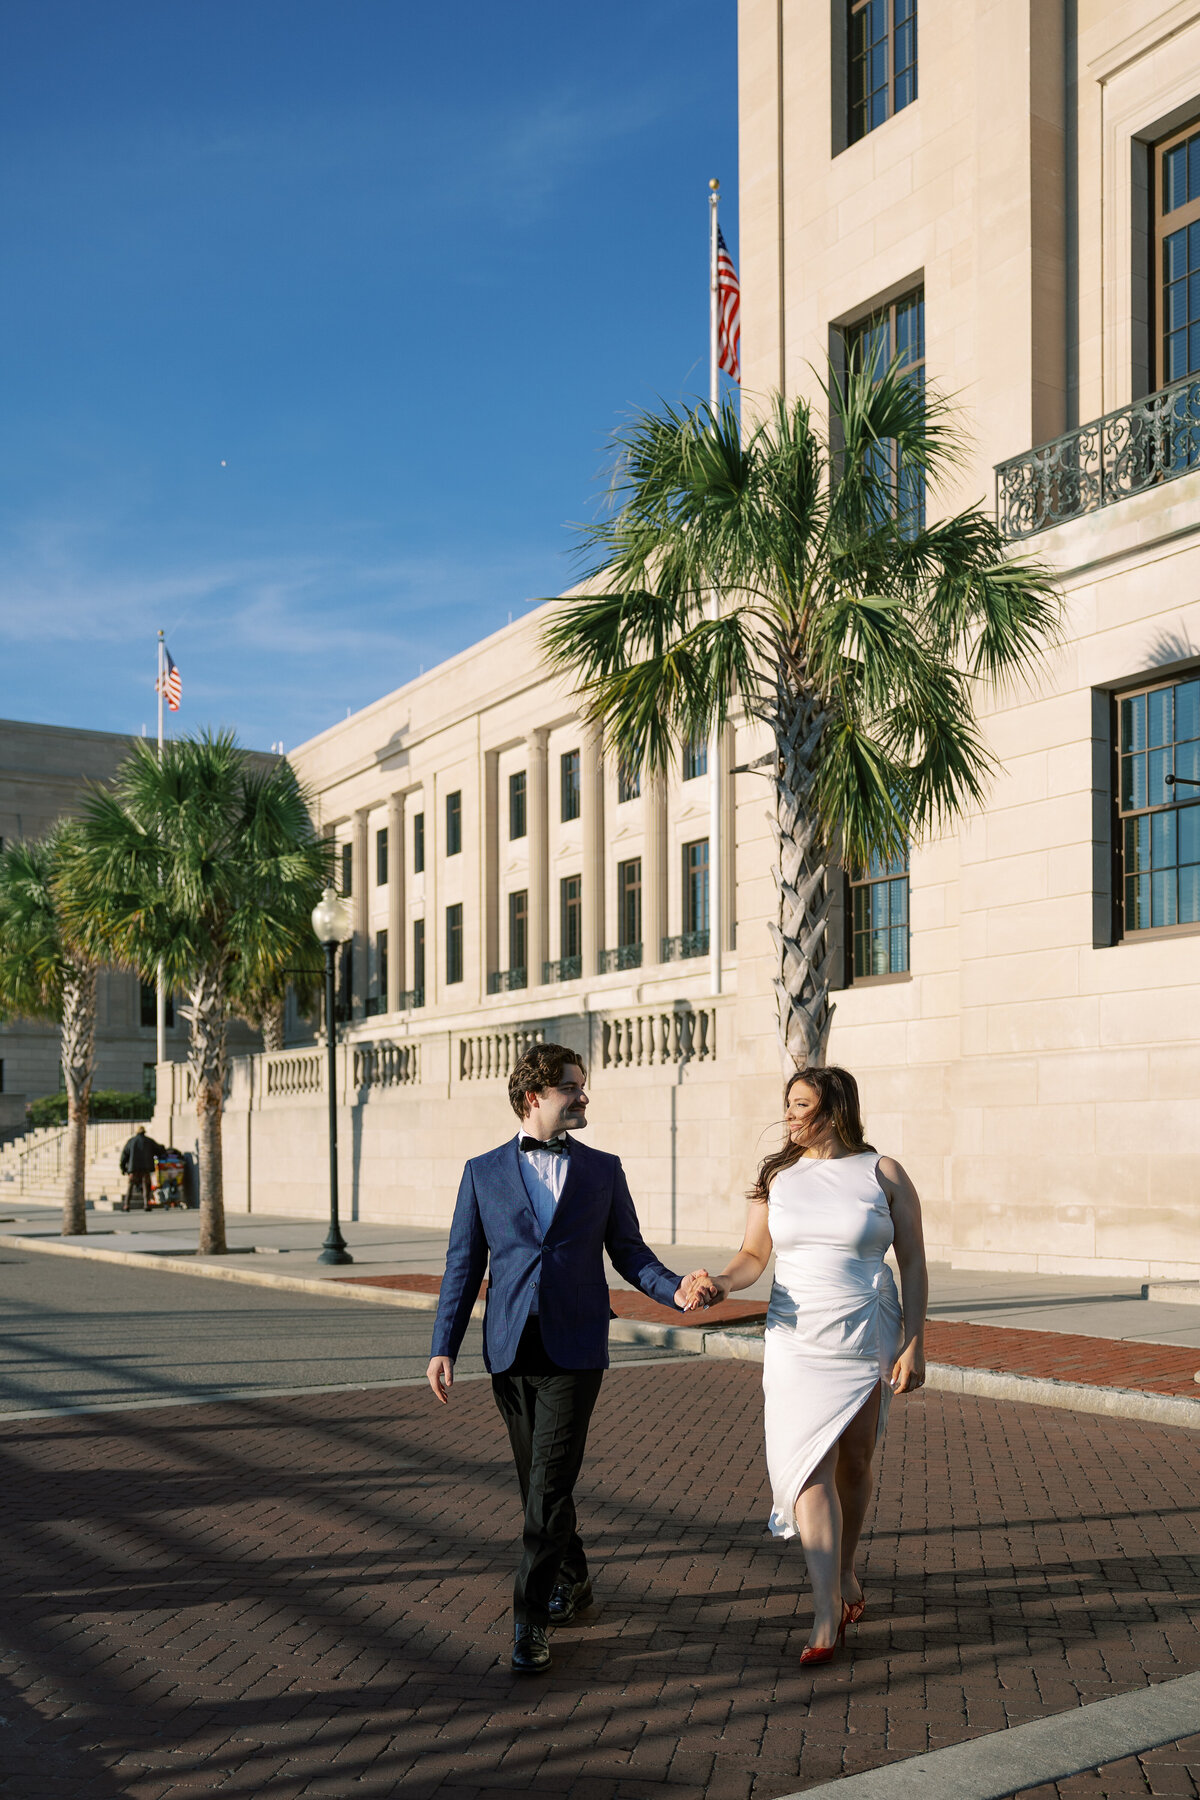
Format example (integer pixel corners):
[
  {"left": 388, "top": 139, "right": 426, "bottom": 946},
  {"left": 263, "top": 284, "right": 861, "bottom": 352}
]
[
  {"left": 542, "top": 365, "right": 1062, "bottom": 1067},
  {"left": 0, "top": 825, "right": 99, "bottom": 1235},
  {"left": 60, "top": 733, "right": 332, "bottom": 1253}
]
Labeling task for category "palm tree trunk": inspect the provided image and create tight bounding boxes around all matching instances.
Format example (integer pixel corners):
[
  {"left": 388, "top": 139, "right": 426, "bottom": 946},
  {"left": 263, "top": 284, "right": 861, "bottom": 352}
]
[
  {"left": 261, "top": 1001, "right": 285, "bottom": 1053},
  {"left": 768, "top": 678, "right": 836, "bottom": 1069},
  {"left": 59, "top": 958, "right": 97, "bottom": 1236},
  {"left": 185, "top": 966, "right": 228, "bottom": 1255}
]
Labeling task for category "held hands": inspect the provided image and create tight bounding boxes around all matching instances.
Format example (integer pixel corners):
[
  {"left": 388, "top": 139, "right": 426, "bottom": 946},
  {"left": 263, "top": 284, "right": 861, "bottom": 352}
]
[
  {"left": 675, "top": 1268, "right": 731, "bottom": 1311},
  {"left": 427, "top": 1356, "right": 454, "bottom": 1404},
  {"left": 889, "top": 1337, "right": 926, "bottom": 1394}
]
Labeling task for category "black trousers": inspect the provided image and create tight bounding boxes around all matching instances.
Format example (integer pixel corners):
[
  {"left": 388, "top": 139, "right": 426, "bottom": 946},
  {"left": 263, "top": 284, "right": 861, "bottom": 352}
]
[{"left": 491, "top": 1319, "right": 603, "bottom": 1628}]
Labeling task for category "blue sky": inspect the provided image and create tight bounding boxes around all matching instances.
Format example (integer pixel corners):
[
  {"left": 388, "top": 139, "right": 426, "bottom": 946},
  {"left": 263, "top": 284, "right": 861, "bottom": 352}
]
[{"left": 0, "top": 0, "right": 738, "bottom": 750}]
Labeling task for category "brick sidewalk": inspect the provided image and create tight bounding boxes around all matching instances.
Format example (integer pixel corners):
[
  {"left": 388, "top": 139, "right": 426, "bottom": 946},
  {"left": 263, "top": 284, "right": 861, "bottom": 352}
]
[
  {"left": 3, "top": 1362, "right": 1200, "bottom": 1799},
  {"left": 340, "top": 1275, "right": 1200, "bottom": 1398}
]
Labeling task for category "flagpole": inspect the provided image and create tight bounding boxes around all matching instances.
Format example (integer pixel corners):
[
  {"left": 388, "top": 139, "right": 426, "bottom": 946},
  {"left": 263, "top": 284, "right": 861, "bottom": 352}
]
[
  {"left": 156, "top": 631, "right": 166, "bottom": 1071},
  {"left": 707, "top": 179, "right": 723, "bottom": 998}
]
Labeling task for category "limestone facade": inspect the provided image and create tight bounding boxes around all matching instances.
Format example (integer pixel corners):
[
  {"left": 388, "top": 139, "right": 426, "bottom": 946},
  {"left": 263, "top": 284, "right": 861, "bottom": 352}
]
[{"left": 162, "top": 0, "right": 1200, "bottom": 1279}]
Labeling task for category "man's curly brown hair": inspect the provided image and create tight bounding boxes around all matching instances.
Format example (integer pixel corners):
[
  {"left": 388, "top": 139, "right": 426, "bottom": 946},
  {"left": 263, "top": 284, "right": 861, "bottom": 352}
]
[{"left": 508, "top": 1042, "right": 587, "bottom": 1120}]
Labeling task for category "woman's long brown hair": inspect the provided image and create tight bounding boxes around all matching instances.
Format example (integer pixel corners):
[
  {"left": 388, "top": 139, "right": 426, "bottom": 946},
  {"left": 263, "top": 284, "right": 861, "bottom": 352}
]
[{"left": 749, "top": 1065, "right": 875, "bottom": 1201}]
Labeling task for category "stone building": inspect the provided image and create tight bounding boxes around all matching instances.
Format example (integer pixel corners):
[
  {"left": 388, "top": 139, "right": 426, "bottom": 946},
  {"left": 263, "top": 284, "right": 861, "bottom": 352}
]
[
  {"left": 168, "top": 0, "right": 1200, "bottom": 1279},
  {"left": 0, "top": 717, "right": 191, "bottom": 1120}
]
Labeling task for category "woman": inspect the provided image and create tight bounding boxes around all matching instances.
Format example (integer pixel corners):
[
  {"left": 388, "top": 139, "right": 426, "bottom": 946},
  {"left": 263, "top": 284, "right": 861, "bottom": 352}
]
[{"left": 687, "top": 1066, "right": 927, "bottom": 1663}]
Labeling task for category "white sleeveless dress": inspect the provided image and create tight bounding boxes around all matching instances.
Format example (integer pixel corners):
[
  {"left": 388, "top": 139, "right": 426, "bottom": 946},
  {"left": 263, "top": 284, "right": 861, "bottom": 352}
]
[{"left": 762, "top": 1152, "right": 904, "bottom": 1539}]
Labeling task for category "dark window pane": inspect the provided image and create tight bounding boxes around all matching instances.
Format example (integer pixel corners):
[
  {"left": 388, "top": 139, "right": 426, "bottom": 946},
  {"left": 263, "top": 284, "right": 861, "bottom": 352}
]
[
  {"left": 377, "top": 929, "right": 388, "bottom": 998},
  {"left": 508, "top": 889, "right": 527, "bottom": 971},
  {"left": 341, "top": 841, "right": 352, "bottom": 896},
  {"left": 413, "top": 918, "right": 426, "bottom": 991},
  {"left": 561, "top": 750, "right": 581, "bottom": 822},
  {"left": 617, "top": 759, "right": 641, "bottom": 803},
  {"left": 1176, "top": 680, "right": 1200, "bottom": 740},
  {"left": 1189, "top": 132, "right": 1200, "bottom": 204},
  {"left": 683, "top": 736, "right": 708, "bottom": 780},
  {"left": 445, "top": 903, "right": 463, "bottom": 984},
  {"left": 376, "top": 827, "right": 388, "bottom": 887},
  {"left": 413, "top": 812, "right": 425, "bottom": 874},
  {"left": 509, "top": 771, "right": 527, "bottom": 840},
  {"left": 1152, "top": 808, "right": 1178, "bottom": 869},
  {"left": 560, "top": 875, "right": 582, "bottom": 959},
  {"left": 445, "top": 791, "right": 462, "bottom": 857},
  {"left": 1180, "top": 860, "right": 1200, "bottom": 923},
  {"left": 1151, "top": 868, "right": 1177, "bottom": 927},
  {"left": 1180, "top": 804, "right": 1200, "bottom": 865},
  {"left": 1126, "top": 872, "right": 1149, "bottom": 929},
  {"left": 1120, "top": 693, "right": 1146, "bottom": 752},
  {"left": 1166, "top": 142, "right": 1187, "bottom": 212},
  {"left": 1165, "top": 227, "right": 1187, "bottom": 282}
]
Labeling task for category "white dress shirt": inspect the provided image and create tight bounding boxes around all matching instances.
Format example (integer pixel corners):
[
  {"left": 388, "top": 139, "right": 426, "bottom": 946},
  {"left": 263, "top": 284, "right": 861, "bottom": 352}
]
[{"left": 516, "top": 1130, "right": 571, "bottom": 1314}]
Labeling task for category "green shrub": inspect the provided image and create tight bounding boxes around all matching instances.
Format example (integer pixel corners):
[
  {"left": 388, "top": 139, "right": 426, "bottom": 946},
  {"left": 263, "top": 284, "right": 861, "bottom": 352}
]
[{"left": 28, "top": 1089, "right": 155, "bottom": 1127}]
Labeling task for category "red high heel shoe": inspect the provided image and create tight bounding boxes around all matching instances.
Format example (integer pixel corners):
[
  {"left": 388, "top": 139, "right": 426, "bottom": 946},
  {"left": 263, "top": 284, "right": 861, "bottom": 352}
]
[
  {"left": 799, "top": 1600, "right": 852, "bottom": 1666},
  {"left": 844, "top": 1592, "right": 866, "bottom": 1626}
]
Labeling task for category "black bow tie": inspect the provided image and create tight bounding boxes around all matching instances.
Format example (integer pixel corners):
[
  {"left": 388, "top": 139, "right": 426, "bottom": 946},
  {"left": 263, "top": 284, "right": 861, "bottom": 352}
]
[{"left": 520, "top": 1135, "right": 568, "bottom": 1155}]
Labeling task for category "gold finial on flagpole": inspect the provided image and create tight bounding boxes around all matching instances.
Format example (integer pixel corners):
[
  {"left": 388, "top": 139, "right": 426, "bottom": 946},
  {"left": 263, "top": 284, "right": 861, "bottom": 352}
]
[{"left": 709, "top": 177, "right": 720, "bottom": 191}]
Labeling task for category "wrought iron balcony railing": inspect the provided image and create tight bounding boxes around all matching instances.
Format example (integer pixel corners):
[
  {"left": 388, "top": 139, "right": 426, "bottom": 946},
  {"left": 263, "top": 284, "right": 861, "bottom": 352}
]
[
  {"left": 662, "top": 930, "right": 710, "bottom": 962},
  {"left": 996, "top": 374, "right": 1200, "bottom": 538},
  {"left": 397, "top": 987, "right": 425, "bottom": 1011},
  {"left": 364, "top": 995, "right": 383, "bottom": 1017},
  {"left": 599, "top": 944, "right": 643, "bottom": 973},
  {"left": 487, "top": 967, "right": 528, "bottom": 995},
  {"left": 542, "top": 956, "right": 582, "bottom": 985}
]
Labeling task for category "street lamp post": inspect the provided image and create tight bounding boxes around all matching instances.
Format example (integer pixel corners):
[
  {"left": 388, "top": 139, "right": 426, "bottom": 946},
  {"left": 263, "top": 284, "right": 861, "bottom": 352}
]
[{"left": 311, "top": 885, "right": 355, "bottom": 1265}]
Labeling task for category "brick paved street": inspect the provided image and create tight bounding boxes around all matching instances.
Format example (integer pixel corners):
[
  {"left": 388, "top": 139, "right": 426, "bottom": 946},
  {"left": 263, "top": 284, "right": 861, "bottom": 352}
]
[{"left": 3, "top": 1359, "right": 1200, "bottom": 1799}]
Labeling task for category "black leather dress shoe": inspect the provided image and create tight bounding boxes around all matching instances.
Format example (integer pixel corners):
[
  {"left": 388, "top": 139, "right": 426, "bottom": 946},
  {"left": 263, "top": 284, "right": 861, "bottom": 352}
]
[
  {"left": 511, "top": 1623, "right": 551, "bottom": 1674},
  {"left": 547, "top": 1577, "right": 593, "bottom": 1625}
]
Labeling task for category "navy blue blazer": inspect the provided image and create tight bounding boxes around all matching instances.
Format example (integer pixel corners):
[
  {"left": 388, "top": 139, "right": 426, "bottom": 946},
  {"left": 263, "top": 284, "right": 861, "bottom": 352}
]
[{"left": 430, "top": 1136, "right": 682, "bottom": 1372}]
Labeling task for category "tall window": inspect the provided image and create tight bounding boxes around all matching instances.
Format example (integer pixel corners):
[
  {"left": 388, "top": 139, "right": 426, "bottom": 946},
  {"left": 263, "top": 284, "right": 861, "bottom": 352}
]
[
  {"left": 376, "top": 827, "right": 388, "bottom": 887},
  {"left": 848, "top": 0, "right": 917, "bottom": 145},
  {"left": 508, "top": 889, "right": 528, "bottom": 973},
  {"left": 1117, "top": 674, "right": 1200, "bottom": 933},
  {"left": 412, "top": 917, "right": 426, "bottom": 1001},
  {"left": 139, "top": 982, "right": 174, "bottom": 1029},
  {"left": 340, "top": 841, "right": 352, "bottom": 895},
  {"left": 561, "top": 749, "right": 581, "bottom": 821},
  {"left": 1156, "top": 121, "right": 1200, "bottom": 389},
  {"left": 560, "top": 875, "right": 582, "bottom": 960},
  {"left": 618, "top": 858, "right": 642, "bottom": 947},
  {"left": 850, "top": 848, "right": 910, "bottom": 977},
  {"left": 683, "top": 735, "right": 708, "bottom": 781},
  {"left": 683, "top": 839, "right": 710, "bottom": 936},
  {"left": 445, "top": 790, "right": 462, "bottom": 856},
  {"left": 413, "top": 811, "right": 425, "bottom": 874},
  {"left": 445, "top": 903, "right": 463, "bottom": 984},
  {"left": 843, "top": 287, "right": 925, "bottom": 529},
  {"left": 617, "top": 759, "right": 641, "bottom": 803},
  {"left": 377, "top": 929, "right": 388, "bottom": 1000},
  {"left": 509, "top": 770, "right": 527, "bottom": 839}
]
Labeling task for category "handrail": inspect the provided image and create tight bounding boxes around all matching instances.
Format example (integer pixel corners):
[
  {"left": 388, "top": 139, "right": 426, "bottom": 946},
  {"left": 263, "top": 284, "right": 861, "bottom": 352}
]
[{"left": 996, "top": 373, "right": 1200, "bottom": 538}]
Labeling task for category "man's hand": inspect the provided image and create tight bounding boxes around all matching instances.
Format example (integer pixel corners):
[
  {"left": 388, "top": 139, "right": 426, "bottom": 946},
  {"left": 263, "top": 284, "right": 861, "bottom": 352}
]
[
  {"left": 675, "top": 1268, "right": 723, "bottom": 1311},
  {"left": 427, "top": 1356, "right": 454, "bottom": 1404}
]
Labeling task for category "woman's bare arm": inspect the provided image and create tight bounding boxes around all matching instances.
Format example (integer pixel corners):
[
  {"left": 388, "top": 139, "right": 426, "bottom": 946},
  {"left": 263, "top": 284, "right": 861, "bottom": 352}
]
[
  {"left": 684, "top": 1201, "right": 774, "bottom": 1306},
  {"left": 877, "top": 1155, "right": 927, "bottom": 1392}
]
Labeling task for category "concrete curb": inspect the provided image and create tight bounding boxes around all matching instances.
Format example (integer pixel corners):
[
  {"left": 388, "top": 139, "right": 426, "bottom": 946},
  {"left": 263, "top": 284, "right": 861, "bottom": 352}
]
[
  {"left": 5, "top": 1232, "right": 1200, "bottom": 1429},
  {"left": 777, "top": 1670, "right": 1200, "bottom": 1800}
]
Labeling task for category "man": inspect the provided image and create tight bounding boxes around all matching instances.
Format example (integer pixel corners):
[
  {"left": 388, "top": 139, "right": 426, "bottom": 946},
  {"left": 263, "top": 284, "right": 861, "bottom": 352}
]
[
  {"left": 118, "top": 1124, "right": 161, "bottom": 1210},
  {"left": 427, "top": 1042, "right": 692, "bottom": 1676}
]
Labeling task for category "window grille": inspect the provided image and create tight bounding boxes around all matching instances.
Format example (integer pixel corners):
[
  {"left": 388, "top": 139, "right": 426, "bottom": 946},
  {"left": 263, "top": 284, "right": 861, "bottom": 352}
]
[{"left": 1116, "top": 674, "right": 1200, "bottom": 934}]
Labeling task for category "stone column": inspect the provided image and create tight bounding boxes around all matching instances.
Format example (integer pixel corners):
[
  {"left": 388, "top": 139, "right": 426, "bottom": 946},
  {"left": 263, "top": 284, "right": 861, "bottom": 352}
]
[
  {"left": 352, "top": 809, "right": 369, "bottom": 1018},
  {"left": 527, "top": 728, "right": 550, "bottom": 985},
  {"left": 643, "top": 772, "right": 668, "bottom": 965},
  {"left": 581, "top": 724, "right": 604, "bottom": 976},
  {"left": 386, "top": 791, "right": 405, "bottom": 1012},
  {"left": 482, "top": 749, "right": 500, "bottom": 991}
]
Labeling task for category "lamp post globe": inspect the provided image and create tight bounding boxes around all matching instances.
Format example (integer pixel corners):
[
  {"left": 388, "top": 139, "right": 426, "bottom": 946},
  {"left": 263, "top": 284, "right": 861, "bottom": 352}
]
[{"left": 312, "top": 884, "right": 354, "bottom": 1265}]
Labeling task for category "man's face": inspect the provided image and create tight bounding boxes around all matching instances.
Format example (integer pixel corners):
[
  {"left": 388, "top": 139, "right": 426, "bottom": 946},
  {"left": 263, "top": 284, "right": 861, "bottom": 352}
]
[{"left": 525, "top": 1064, "right": 589, "bottom": 1138}]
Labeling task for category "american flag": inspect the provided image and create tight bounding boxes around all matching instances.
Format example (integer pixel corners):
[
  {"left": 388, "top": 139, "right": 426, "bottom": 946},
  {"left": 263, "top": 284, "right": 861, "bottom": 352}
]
[
  {"left": 716, "top": 227, "right": 741, "bottom": 382},
  {"left": 158, "top": 646, "right": 181, "bottom": 712}
]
